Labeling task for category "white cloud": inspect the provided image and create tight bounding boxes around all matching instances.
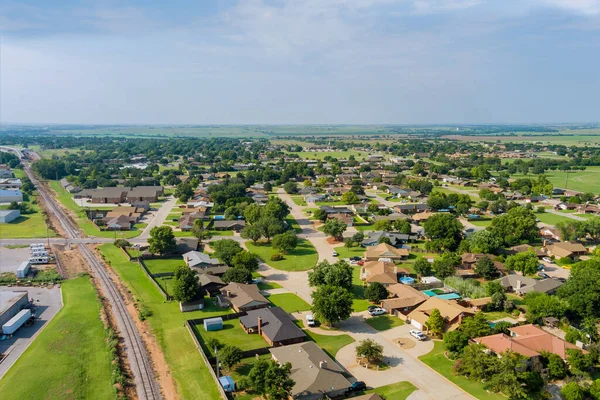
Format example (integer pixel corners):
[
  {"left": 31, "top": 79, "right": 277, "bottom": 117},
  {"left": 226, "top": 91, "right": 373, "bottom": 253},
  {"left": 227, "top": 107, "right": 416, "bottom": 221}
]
[{"left": 538, "top": 0, "right": 600, "bottom": 15}]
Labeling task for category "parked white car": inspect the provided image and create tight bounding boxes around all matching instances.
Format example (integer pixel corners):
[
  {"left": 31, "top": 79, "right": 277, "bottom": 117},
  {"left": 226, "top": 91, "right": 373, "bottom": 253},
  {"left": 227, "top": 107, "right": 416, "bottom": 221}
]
[
  {"left": 368, "top": 307, "right": 386, "bottom": 316},
  {"left": 306, "top": 314, "right": 316, "bottom": 327},
  {"left": 332, "top": 250, "right": 338, "bottom": 257},
  {"left": 410, "top": 329, "right": 427, "bottom": 341},
  {"left": 542, "top": 257, "right": 554, "bottom": 264}
]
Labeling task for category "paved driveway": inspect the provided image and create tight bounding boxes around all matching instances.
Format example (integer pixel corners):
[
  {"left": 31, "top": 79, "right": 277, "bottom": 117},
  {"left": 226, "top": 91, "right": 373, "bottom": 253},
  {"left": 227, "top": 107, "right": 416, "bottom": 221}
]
[
  {"left": 138, "top": 195, "right": 177, "bottom": 240},
  {"left": 320, "top": 314, "right": 474, "bottom": 400}
]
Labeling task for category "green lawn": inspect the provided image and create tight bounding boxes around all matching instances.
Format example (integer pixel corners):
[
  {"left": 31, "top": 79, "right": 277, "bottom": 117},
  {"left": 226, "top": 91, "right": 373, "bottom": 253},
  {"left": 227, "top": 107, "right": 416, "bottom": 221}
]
[
  {"left": 365, "top": 381, "right": 417, "bottom": 399},
  {"left": 194, "top": 318, "right": 268, "bottom": 357},
  {"left": 469, "top": 219, "right": 492, "bottom": 227},
  {"left": 418, "top": 341, "right": 505, "bottom": 400},
  {"left": 354, "top": 224, "right": 375, "bottom": 232},
  {"left": 0, "top": 200, "right": 57, "bottom": 239},
  {"left": 246, "top": 239, "right": 317, "bottom": 271},
  {"left": 333, "top": 245, "right": 365, "bottom": 259},
  {"left": 48, "top": 180, "right": 144, "bottom": 238},
  {"left": 268, "top": 293, "right": 311, "bottom": 313},
  {"left": 173, "top": 229, "right": 233, "bottom": 237},
  {"left": 284, "top": 215, "right": 303, "bottom": 234},
  {"left": 512, "top": 167, "right": 600, "bottom": 194},
  {"left": 535, "top": 212, "right": 576, "bottom": 226},
  {"left": 144, "top": 257, "right": 183, "bottom": 275},
  {"left": 257, "top": 280, "right": 283, "bottom": 290},
  {"left": 304, "top": 329, "right": 355, "bottom": 359},
  {"left": 0, "top": 277, "right": 115, "bottom": 400},
  {"left": 365, "top": 315, "right": 405, "bottom": 331},
  {"left": 98, "top": 243, "right": 230, "bottom": 399},
  {"left": 290, "top": 195, "right": 307, "bottom": 206},
  {"left": 351, "top": 265, "right": 371, "bottom": 312}
]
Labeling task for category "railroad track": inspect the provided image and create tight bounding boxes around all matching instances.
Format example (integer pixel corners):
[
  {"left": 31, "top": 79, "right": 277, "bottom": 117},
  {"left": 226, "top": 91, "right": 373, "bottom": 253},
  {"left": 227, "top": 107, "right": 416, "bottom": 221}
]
[{"left": 18, "top": 156, "right": 162, "bottom": 400}]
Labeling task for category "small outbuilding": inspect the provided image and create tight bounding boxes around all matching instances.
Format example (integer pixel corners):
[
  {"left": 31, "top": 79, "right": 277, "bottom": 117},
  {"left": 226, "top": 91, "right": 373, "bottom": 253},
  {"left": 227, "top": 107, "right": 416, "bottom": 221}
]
[
  {"left": 219, "top": 376, "right": 235, "bottom": 392},
  {"left": 179, "top": 299, "right": 204, "bottom": 313},
  {"left": 0, "top": 209, "right": 20, "bottom": 223},
  {"left": 203, "top": 317, "right": 223, "bottom": 331}
]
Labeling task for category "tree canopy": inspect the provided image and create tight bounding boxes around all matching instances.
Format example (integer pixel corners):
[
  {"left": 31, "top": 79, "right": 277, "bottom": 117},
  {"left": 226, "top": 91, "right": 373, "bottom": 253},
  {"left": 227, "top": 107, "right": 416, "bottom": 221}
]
[
  {"left": 311, "top": 285, "right": 353, "bottom": 326},
  {"left": 487, "top": 206, "right": 539, "bottom": 246},
  {"left": 148, "top": 226, "right": 176, "bottom": 255}
]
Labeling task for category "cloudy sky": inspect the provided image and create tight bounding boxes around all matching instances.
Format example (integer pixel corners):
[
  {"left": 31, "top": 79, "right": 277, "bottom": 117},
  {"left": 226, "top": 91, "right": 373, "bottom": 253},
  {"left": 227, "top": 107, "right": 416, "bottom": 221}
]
[{"left": 1, "top": 0, "right": 599, "bottom": 124}]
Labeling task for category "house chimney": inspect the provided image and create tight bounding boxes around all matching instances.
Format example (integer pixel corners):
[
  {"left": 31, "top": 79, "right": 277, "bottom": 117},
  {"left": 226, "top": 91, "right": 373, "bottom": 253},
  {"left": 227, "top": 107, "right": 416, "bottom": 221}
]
[
  {"left": 226, "top": 290, "right": 232, "bottom": 297},
  {"left": 516, "top": 280, "right": 522, "bottom": 291},
  {"left": 257, "top": 317, "right": 262, "bottom": 336},
  {"left": 319, "top": 361, "right": 327, "bottom": 369}
]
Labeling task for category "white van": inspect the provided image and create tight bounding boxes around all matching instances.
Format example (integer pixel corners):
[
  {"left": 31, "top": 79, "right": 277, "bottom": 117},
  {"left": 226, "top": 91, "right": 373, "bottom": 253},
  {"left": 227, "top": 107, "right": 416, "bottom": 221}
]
[
  {"left": 29, "top": 243, "right": 45, "bottom": 249},
  {"left": 30, "top": 250, "right": 50, "bottom": 257}
]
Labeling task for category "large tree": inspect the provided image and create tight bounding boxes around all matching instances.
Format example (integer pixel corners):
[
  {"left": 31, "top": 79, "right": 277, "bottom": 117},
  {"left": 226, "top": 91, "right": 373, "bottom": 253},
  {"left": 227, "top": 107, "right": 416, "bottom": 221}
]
[
  {"left": 256, "top": 216, "right": 286, "bottom": 242},
  {"left": 322, "top": 218, "right": 347, "bottom": 241},
  {"left": 523, "top": 292, "right": 567, "bottom": 323},
  {"left": 311, "top": 285, "right": 353, "bottom": 326},
  {"left": 504, "top": 250, "right": 539, "bottom": 275},
  {"left": 468, "top": 230, "right": 501, "bottom": 254},
  {"left": 355, "top": 339, "right": 384, "bottom": 363},
  {"left": 220, "top": 345, "right": 243, "bottom": 371},
  {"left": 422, "top": 213, "right": 463, "bottom": 251},
  {"left": 272, "top": 231, "right": 298, "bottom": 254},
  {"left": 191, "top": 219, "right": 212, "bottom": 243},
  {"left": 559, "top": 259, "right": 600, "bottom": 319},
  {"left": 247, "top": 359, "right": 294, "bottom": 400},
  {"left": 425, "top": 308, "right": 444, "bottom": 336},
  {"left": 308, "top": 260, "right": 353, "bottom": 290},
  {"left": 475, "top": 256, "right": 497, "bottom": 280},
  {"left": 365, "top": 282, "right": 389, "bottom": 303},
  {"left": 263, "top": 196, "right": 291, "bottom": 221},
  {"left": 414, "top": 257, "right": 433, "bottom": 276},
  {"left": 459, "top": 313, "right": 492, "bottom": 339},
  {"left": 231, "top": 250, "right": 259, "bottom": 272},
  {"left": 148, "top": 226, "right": 176, "bottom": 255},
  {"left": 172, "top": 265, "right": 202, "bottom": 303},
  {"left": 222, "top": 267, "right": 252, "bottom": 284},
  {"left": 487, "top": 206, "right": 539, "bottom": 246},
  {"left": 212, "top": 239, "right": 243, "bottom": 265}
]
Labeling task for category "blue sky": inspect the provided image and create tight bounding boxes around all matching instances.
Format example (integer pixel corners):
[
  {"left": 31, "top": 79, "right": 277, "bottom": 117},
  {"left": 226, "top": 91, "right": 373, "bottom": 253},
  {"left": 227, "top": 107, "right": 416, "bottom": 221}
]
[{"left": 1, "top": 0, "right": 599, "bottom": 124}]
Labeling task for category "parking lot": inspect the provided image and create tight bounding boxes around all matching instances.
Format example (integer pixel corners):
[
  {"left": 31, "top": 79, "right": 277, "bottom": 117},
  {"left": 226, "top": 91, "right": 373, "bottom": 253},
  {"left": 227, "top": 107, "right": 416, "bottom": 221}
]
[
  {"left": 0, "top": 285, "right": 63, "bottom": 378},
  {"left": 0, "top": 247, "right": 33, "bottom": 274}
]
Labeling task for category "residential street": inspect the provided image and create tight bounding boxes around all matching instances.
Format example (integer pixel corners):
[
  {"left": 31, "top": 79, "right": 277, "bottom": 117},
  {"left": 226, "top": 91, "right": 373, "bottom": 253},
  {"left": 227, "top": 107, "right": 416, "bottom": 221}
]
[{"left": 138, "top": 195, "right": 178, "bottom": 240}]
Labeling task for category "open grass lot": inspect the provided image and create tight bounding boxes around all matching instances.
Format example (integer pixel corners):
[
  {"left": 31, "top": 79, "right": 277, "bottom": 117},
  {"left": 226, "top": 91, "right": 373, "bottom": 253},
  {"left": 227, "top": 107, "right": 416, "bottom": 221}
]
[
  {"left": 304, "top": 329, "right": 355, "bottom": 359},
  {"left": 0, "top": 277, "right": 115, "bottom": 400},
  {"left": 333, "top": 245, "right": 365, "bottom": 259},
  {"left": 418, "top": 341, "right": 505, "bottom": 400},
  {"left": 268, "top": 293, "right": 311, "bottom": 313},
  {"left": 284, "top": 215, "right": 303, "bottom": 234},
  {"left": 0, "top": 200, "right": 57, "bottom": 239},
  {"left": 48, "top": 180, "right": 144, "bottom": 238},
  {"left": 351, "top": 265, "right": 371, "bottom": 312},
  {"left": 364, "top": 381, "right": 417, "bottom": 399},
  {"left": 290, "top": 195, "right": 307, "bottom": 206},
  {"left": 511, "top": 166, "right": 600, "bottom": 193},
  {"left": 144, "top": 257, "right": 183, "bottom": 275},
  {"left": 288, "top": 150, "right": 367, "bottom": 160},
  {"left": 365, "top": 315, "right": 404, "bottom": 331},
  {"left": 194, "top": 318, "right": 268, "bottom": 357},
  {"left": 534, "top": 212, "right": 574, "bottom": 226},
  {"left": 469, "top": 219, "right": 492, "bottom": 227},
  {"left": 98, "top": 243, "right": 230, "bottom": 399},
  {"left": 257, "top": 280, "right": 283, "bottom": 290},
  {"left": 246, "top": 239, "right": 317, "bottom": 271}
]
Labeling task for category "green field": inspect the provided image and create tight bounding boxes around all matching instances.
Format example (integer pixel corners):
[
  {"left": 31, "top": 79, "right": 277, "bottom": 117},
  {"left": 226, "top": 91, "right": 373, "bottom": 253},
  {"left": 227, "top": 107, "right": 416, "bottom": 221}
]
[
  {"left": 534, "top": 212, "right": 576, "bottom": 226},
  {"left": 48, "top": 181, "right": 145, "bottom": 238},
  {"left": 512, "top": 166, "right": 600, "bottom": 193},
  {"left": 333, "top": 245, "right": 365, "bottom": 259},
  {"left": 288, "top": 150, "right": 367, "bottom": 160},
  {"left": 98, "top": 243, "right": 229, "bottom": 399},
  {"left": 0, "top": 277, "right": 115, "bottom": 400},
  {"left": 418, "top": 341, "right": 505, "bottom": 400},
  {"left": 246, "top": 238, "right": 317, "bottom": 271},
  {"left": 365, "top": 381, "right": 417, "bottom": 399},
  {"left": 365, "top": 315, "right": 404, "bottom": 331},
  {"left": 268, "top": 293, "right": 311, "bottom": 313},
  {"left": 0, "top": 200, "right": 57, "bottom": 239}
]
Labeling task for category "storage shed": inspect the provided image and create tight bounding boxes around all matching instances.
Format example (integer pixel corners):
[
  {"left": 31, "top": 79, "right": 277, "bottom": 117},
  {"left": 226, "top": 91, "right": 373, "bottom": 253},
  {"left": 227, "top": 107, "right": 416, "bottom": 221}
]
[{"left": 203, "top": 317, "right": 223, "bottom": 331}]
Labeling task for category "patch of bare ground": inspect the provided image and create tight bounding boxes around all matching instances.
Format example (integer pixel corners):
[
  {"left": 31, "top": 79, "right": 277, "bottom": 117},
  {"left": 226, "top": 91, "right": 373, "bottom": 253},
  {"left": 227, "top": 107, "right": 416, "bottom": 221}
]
[
  {"left": 37, "top": 192, "right": 64, "bottom": 237},
  {"left": 90, "top": 245, "right": 179, "bottom": 400},
  {"left": 41, "top": 180, "right": 87, "bottom": 237},
  {"left": 52, "top": 244, "right": 88, "bottom": 278}
]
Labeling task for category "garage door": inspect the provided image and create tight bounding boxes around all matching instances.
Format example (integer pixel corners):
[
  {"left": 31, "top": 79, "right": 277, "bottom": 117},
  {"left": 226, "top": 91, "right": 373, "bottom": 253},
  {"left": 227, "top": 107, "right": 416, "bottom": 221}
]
[{"left": 411, "top": 319, "right": 422, "bottom": 330}]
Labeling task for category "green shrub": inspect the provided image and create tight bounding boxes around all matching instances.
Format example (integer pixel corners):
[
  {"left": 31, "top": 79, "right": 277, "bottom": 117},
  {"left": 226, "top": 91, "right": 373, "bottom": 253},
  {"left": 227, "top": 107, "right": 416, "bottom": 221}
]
[{"left": 271, "top": 253, "right": 284, "bottom": 261}]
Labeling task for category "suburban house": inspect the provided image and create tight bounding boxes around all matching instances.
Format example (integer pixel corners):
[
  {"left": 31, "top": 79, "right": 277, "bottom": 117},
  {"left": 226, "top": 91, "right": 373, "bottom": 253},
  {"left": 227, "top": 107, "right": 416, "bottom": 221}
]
[
  {"left": 474, "top": 324, "right": 586, "bottom": 360},
  {"left": 327, "top": 213, "right": 354, "bottom": 227},
  {"left": 361, "top": 261, "right": 409, "bottom": 286},
  {"left": 540, "top": 226, "right": 562, "bottom": 241},
  {"left": 412, "top": 211, "right": 437, "bottom": 223},
  {"left": 362, "top": 231, "right": 416, "bottom": 247},
  {"left": 126, "top": 186, "right": 164, "bottom": 202},
  {"left": 407, "top": 297, "right": 474, "bottom": 332},
  {"left": 218, "top": 283, "right": 269, "bottom": 312},
  {"left": 0, "top": 178, "right": 22, "bottom": 189},
  {"left": 497, "top": 275, "right": 563, "bottom": 296},
  {"left": 304, "top": 193, "right": 326, "bottom": 204},
  {"left": 364, "top": 243, "right": 409, "bottom": 261},
  {"left": 393, "top": 203, "right": 429, "bottom": 214},
  {"left": 269, "top": 341, "right": 351, "bottom": 400},
  {"left": 320, "top": 206, "right": 354, "bottom": 215},
  {"left": 239, "top": 307, "right": 306, "bottom": 347},
  {"left": 183, "top": 251, "right": 221, "bottom": 269},
  {"left": 198, "top": 274, "right": 226, "bottom": 296},
  {"left": 212, "top": 220, "right": 246, "bottom": 232},
  {"left": 460, "top": 253, "right": 492, "bottom": 269},
  {"left": 545, "top": 242, "right": 588, "bottom": 260},
  {"left": 105, "top": 214, "right": 132, "bottom": 230},
  {"left": 381, "top": 284, "right": 428, "bottom": 316},
  {"left": 387, "top": 186, "right": 410, "bottom": 198},
  {"left": 81, "top": 186, "right": 163, "bottom": 204},
  {"left": 507, "top": 244, "right": 546, "bottom": 258}
]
